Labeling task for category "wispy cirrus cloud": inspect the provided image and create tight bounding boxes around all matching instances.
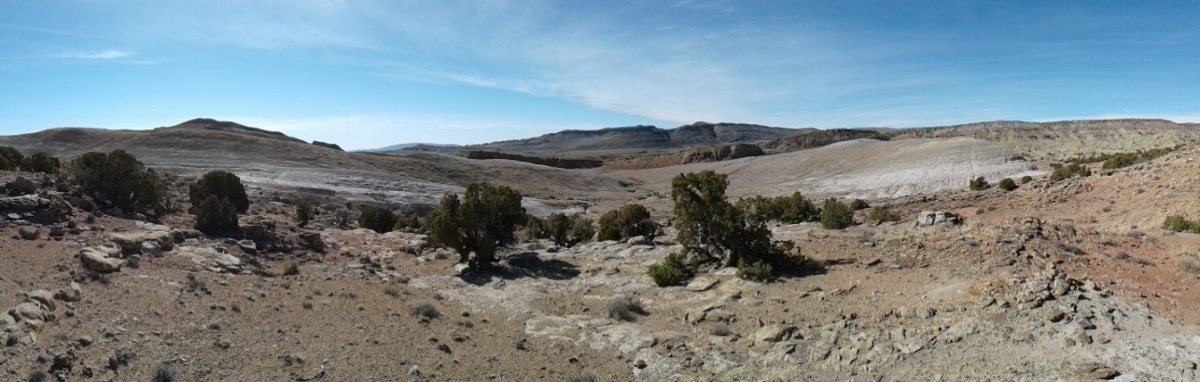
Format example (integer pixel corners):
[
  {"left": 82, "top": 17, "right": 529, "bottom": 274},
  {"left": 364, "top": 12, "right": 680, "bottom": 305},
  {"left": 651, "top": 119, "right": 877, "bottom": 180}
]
[
  {"left": 66, "top": 50, "right": 132, "bottom": 60},
  {"left": 51, "top": 49, "right": 161, "bottom": 64}
]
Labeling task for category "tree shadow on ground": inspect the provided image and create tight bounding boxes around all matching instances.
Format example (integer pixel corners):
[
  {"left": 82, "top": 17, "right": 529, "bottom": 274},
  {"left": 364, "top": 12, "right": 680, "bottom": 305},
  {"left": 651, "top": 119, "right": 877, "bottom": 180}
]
[
  {"left": 459, "top": 252, "right": 581, "bottom": 286},
  {"left": 772, "top": 257, "right": 834, "bottom": 281}
]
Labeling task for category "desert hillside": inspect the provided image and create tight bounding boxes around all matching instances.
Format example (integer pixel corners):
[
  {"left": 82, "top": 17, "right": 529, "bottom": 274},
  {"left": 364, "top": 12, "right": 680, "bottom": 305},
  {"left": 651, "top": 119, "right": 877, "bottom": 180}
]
[
  {"left": 2, "top": 119, "right": 1200, "bottom": 381},
  {"left": 893, "top": 119, "right": 1200, "bottom": 161}
]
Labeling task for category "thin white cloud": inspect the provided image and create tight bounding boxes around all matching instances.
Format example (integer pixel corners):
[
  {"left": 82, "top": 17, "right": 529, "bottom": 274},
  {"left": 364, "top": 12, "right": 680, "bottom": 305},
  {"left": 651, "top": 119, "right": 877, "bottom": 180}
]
[{"left": 66, "top": 50, "right": 132, "bottom": 60}]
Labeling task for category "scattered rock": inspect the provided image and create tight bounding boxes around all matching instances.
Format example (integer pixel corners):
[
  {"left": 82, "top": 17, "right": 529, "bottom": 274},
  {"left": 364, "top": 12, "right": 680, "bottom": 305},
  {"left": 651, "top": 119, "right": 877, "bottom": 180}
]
[
  {"left": 686, "top": 277, "right": 719, "bottom": 292},
  {"left": 54, "top": 282, "right": 82, "bottom": 302},
  {"left": 896, "top": 306, "right": 936, "bottom": 319},
  {"left": 298, "top": 231, "right": 326, "bottom": 252},
  {"left": 11, "top": 302, "right": 46, "bottom": 322},
  {"left": 1048, "top": 308, "right": 1067, "bottom": 323},
  {"left": 18, "top": 226, "right": 40, "bottom": 240},
  {"left": 1077, "top": 363, "right": 1120, "bottom": 380},
  {"left": 754, "top": 324, "right": 797, "bottom": 343},
  {"left": 25, "top": 290, "right": 56, "bottom": 311},
  {"left": 80, "top": 246, "right": 124, "bottom": 273},
  {"left": 9, "top": 176, "right": 38, "bottom": 195},
  {"left": 916, "top": 211, "right": 963, "bottom": 226}
]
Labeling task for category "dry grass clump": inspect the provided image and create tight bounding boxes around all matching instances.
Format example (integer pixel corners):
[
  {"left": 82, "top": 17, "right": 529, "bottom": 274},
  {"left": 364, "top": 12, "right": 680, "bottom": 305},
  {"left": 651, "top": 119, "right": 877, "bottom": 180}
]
[
  {"left": 710, "top": 322, "right": 732, "bottom": 336},
  {"left": 1175, "top": 252, "right": 1200, "bottom": 274},
  {"left": 411, "top": 301, "right": 439, "bottom": 319},
  {"left": 282, "top": 260, "right": 300, "bottom": 276},
  {"left": 608, "top": 295, "right": 648, "bottom": 322}
]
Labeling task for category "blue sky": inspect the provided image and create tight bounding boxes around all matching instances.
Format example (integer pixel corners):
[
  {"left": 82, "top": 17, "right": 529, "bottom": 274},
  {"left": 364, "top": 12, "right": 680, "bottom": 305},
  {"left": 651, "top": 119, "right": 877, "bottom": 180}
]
[{"left": 2, "top": 0, "right": 1199, "bottom": 149}]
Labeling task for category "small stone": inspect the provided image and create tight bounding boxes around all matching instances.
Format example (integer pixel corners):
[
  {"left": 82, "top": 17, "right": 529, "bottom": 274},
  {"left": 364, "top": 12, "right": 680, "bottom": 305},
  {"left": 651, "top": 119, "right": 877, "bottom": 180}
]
[
  {"left": 1064, "top": 338, "right": 1077, "bottom": 347},
  {"left": 1048, "top": 308, "right": 1066, "bottom": 323},
  {"left": 754, "top": 324, "right": 797, "bottom": 343},
  {"left": 1077, "top": 363, "right": 1119, "bottom": 380},
  {"left": 686, "top": 277, "right": 719, "bottom": 292},
  {"left": 634, "top": 359, "right": 647, "bottom": 369},
  {"left": 1076, "top": 331, "right": 1093, "bottom": 345},
  {"left": 77, "top": 336, "right": 94, "bottom": 347},
  {"left": 409, "top": 365, "right": 421, "bottom": 376},
  {"left": 1078, "top": 319, "right": 1096, "bottom": 330},
  {"left": 54, "top": 282, "right": 82, "bottom": 302}
]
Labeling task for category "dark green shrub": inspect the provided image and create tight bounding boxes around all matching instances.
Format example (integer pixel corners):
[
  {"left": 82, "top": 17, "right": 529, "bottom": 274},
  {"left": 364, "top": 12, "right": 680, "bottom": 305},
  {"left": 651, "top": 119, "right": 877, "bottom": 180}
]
[
  {"left": 664, "top": 171, "right": 810, "bottom": 284},
  {"left": 543, "top": 213, "right": 593, "bottom": 247},
  {"left": 737, "top": 259, "right": 773, "bottom": 282},
  {"left": 848, "top": 199, "right": 869, "bottom": 211},
  {"left": 1101, "top": 152, "right": 1139, "bottom": 169},
  {"left": 189, "top": 171, "right": 249, "bottom": 213},
  {"left": 193, "top": 195, "right": 239, "bottom": 234},
  {"left": 1020, "top": 175, "right": 1033, "bottom": 184},
  {"left": 427, "top": 182, "right": 526, "bottom": 269},
  {"left": 69, "top": 150, "right": 166, "bottom": 215},
  {"left": 1163, "top": 215, "right": 1200, "bottom": 233},
  {"left": 996, "top": 178, "right": 1018, "bottom": 191},
  {"left": 523, "top": 215, "right": 548, "bottom": 241},
  {"left": 570, "top": 215, "right": 595, "bottom": 246},
  {"left": 0, "top": 146, "right": 23, "bottom": 170},
  {"left": 358, "top": 206, "right": 397, "bottom": 234},
  {"left": 647, "top": 251, "right": 692, "bottom": 287},
  {"left": 393, "top": 211, "right": 426, "bottom": 232},
  {"left": 672, "top": 171, "right": 775, "bottom": 269},
  {"left": 596, "top": 203, "right": 658, "bottom": 241},
  {"left": 1050, "top": 163, "right": 1091, "bottom": 182},
  {"left": 738, "top": 192, "right": 816, "bottom": 224},
  {"left": 820, "top": 198, "right": 854, "bottom": 230},
  {"left": 19, "top": 152, "right": 59, "bottom": 174},
  {"left": 867, "top": 206, "right": 900, "bottom": 223},
  {"left": 295, "top": 203, "right": 313, "bottom": 227},
  {"left": 968, "top": 176, "right": 990, "bottom": 191}
]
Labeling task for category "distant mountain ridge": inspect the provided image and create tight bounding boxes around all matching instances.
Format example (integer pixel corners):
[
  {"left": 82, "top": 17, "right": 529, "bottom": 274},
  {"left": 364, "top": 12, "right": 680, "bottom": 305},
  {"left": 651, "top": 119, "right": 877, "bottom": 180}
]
[
  {"left": 397, "top": 122, "right": 812, "bottom": 159},
  {"left": 360, "top": 143, "right": 462, "bottom": 152}
]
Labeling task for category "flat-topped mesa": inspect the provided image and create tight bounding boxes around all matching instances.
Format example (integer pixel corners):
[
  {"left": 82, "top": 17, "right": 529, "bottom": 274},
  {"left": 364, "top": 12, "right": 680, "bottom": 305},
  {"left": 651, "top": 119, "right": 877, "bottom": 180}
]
[{"left": 455, "top": 122, "right": 806, "bottom": 159}]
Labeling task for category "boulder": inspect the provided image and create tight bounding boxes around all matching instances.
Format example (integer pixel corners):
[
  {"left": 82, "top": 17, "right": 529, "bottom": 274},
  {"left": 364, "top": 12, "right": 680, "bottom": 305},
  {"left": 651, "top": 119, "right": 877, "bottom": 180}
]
[
  {"left": 916, "top": 211, "right": 963, "bottom": 227},
  {"left": 80, "top": 247, "right": 124, "bottom": 273},
  {"left": 298, "top": 231, "right": 326, "bottom": 253},
  {"left": 25, "top": 290, "right": 56, "bottom": 312},
  {"left": 33, "top": 197, "right": 73, "bottom": 223},
  {"left": 110, "top": 229, "right": 174, "bottom": 255},
  {"left": 11, "top": 302, "right": 45, "bottom": 322},
  {"left": 9, "top": 176, "right": 38, "bottom": 195},
  {"left": 18, "top": 226, "right": 40, "bottom": 240},
  {"left": 1, "top": 195, "right": 47, "bottom": 212},
  {"left": 237, "top": 240, "right": 257, "bottom": 254},
  {"left": 754, "top": 324, "right": 797, "bottom": 343},
  {"left": 54, "top": 282, "right": 82, "bottom": 302}
]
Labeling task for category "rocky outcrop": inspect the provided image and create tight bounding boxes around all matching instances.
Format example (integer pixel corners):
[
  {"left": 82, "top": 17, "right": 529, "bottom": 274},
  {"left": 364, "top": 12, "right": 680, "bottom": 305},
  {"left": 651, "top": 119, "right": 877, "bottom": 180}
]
[
  {"left": 916, "top": 211, "right": 963, "bottom": 226},
  {"left": 80, "top": 245, "right": 124, "bottom": 273}
]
